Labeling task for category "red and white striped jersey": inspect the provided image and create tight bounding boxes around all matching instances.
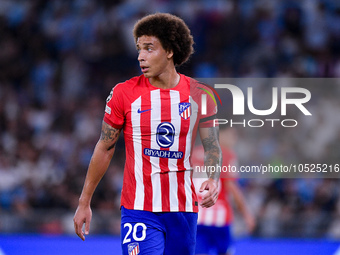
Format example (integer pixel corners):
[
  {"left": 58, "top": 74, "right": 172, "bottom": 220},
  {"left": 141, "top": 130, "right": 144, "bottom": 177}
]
[
  {"left": 104, "top": 74, "right": 216, "bottom": 212},
  {"left": 192, "top": 145, "right": 237, "bottom": 226}
]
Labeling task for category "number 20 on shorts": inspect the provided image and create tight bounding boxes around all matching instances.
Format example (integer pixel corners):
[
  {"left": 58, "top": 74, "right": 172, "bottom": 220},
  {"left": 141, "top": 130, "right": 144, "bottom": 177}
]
[{"left": 123, "top": 223, "right": 147, "bottom": 244}]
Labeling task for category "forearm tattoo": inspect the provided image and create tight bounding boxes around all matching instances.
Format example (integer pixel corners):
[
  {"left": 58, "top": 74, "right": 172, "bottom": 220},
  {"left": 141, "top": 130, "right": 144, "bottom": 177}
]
[
  {"left": 100, "top": 122, "right": 121, "bottom": 151},
  {"left": 201, "top": 127, "right": 222, "bottom": 180}
]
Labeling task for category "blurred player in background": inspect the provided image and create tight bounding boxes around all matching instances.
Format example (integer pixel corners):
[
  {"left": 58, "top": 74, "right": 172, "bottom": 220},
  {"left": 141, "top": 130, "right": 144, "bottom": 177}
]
[
  {"left": 193, "top": 127, "right": 255, "bottom": 255},
  {"left": 73, "top": 13, "right": 222, "bottom": 255}
]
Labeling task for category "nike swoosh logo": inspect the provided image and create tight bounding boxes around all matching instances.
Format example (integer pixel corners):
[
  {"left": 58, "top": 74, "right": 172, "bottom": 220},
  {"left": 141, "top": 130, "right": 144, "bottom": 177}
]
[{"left": 137, "top": 108, "right": 152, "bottom": 114}]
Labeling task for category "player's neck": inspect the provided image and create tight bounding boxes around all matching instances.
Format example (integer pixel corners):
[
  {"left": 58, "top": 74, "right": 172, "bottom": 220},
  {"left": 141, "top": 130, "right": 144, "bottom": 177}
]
[{"left": 148, "top": 69, "right": 180, "bottom": 89}]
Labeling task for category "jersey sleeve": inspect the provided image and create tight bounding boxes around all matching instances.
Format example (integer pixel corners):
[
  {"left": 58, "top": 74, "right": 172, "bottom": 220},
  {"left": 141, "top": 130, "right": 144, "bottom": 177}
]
[
  {"left": 103, "top": 84, "right": 125, "bottom": 129},
  {"left": 197, "top": 83, "right": 218, "bottom": 128}
]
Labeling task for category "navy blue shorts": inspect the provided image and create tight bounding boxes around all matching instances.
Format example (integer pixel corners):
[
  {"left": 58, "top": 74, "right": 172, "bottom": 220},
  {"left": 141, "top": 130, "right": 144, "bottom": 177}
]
[
  {"left": 195, "top": 225, "right": 232, "bottom": 255},
  {"left": 121, "top": 206, "right": 198, "bottom": 255}
]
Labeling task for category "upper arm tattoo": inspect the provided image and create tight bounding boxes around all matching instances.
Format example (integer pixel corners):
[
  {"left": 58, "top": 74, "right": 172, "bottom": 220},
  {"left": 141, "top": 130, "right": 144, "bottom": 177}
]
[
  {"left": 200, "top": 126, "right": 222, "bottom": 180},
  {"left": 100, "top": 121, "right": 121, "bottom": 151}
]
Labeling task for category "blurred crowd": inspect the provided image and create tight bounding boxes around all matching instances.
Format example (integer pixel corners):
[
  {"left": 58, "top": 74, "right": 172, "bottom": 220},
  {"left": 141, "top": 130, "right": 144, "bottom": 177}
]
[{"left": 0, "top": 0, "right": 340, "bottom": 238}]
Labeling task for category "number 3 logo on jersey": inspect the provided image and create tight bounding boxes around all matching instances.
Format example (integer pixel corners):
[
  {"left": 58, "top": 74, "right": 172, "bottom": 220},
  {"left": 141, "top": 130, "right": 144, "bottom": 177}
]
[{"left": 156, "top": 122, "right": 175, "bottom": 148}]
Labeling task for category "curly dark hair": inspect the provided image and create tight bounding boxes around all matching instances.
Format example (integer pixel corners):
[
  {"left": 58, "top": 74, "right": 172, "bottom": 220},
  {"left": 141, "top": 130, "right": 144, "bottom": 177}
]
[{"left": 133, "top": 13, "right": 194, "bottom": 66}]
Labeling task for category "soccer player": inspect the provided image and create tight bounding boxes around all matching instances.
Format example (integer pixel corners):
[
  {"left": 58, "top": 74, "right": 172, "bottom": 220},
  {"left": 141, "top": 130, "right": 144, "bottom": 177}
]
[
  {"left": 73, "top": 13, "right": 222, "bottom": 255},
  {"left": 193, "top": 127, "right": 255, "bottom": 255}
]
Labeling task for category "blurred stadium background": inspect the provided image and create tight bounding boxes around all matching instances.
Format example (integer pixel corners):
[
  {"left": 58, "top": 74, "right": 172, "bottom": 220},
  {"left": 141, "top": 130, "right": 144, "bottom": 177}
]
[{"left": 1, "top": 0, "right": 340, "bottom": 254}]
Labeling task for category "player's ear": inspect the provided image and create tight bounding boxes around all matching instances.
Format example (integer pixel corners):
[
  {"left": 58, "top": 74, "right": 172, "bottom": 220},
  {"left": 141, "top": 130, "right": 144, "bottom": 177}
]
[{"left": 167, "top": 50, "right": 174, "bottom": 60}]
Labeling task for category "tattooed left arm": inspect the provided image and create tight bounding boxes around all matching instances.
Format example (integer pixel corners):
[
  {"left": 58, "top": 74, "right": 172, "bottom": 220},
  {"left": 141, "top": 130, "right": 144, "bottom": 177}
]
[
  {"left": 200, "top": 126, "right": 222, "bottom": 180},
  {"left": 197, "top": 126, "right": 222, "bottom": 208}
]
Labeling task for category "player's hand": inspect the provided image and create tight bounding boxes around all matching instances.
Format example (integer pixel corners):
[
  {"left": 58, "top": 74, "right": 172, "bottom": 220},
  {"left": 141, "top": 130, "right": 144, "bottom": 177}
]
[
  {"left": 73, "top": 204, "right": 92, "bottom": 241},
  {"left": 245, "top": 213, "right": 256, "bottom": 233},
  {"left": 199, "top": 178, "right": 219, "bottom": 208}
]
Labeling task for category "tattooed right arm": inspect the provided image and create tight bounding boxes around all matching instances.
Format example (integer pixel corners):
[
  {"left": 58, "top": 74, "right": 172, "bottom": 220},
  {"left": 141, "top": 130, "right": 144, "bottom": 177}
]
[
  {"left": 74, "top": 121, "right": 121, "bottom": 240},
  {"left": 99, "top": 121, "right": 121, "bottom": 151}
]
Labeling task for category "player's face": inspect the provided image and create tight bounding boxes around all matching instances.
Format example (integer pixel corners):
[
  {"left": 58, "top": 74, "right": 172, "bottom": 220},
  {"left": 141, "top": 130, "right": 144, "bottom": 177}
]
[{"left": 137, "top": 35, "right": 173, "bottom": 78}]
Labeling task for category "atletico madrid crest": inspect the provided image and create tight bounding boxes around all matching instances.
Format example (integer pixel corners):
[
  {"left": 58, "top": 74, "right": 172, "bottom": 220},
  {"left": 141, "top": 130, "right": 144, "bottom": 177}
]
[
  {"left": 179, "top": 102, "right": 191, "bottom": 120},
  {"left": 128, "top": 242, "right": 140, "bottom": 255}
]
